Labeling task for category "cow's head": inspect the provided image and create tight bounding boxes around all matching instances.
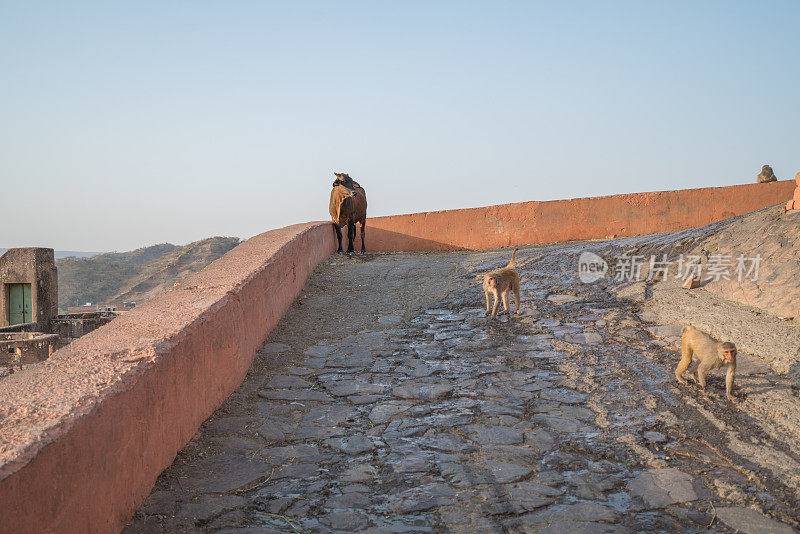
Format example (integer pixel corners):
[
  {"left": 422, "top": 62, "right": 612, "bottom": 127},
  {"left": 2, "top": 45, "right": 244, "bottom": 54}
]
[{"left": 333, "top": 172, "right": 357, "bottom": 197}]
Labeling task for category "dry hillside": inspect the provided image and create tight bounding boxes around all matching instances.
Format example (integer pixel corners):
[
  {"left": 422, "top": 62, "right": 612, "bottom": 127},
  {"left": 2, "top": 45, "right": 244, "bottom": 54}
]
[{"left": 57, "top": 236, "right": 240, "bottom": 310}]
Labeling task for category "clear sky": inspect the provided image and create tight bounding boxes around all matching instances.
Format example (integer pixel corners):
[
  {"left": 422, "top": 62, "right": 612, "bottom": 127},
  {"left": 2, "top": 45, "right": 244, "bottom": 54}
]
[{"left": 2, "top": 1, "right": 798, "bottom": 251}]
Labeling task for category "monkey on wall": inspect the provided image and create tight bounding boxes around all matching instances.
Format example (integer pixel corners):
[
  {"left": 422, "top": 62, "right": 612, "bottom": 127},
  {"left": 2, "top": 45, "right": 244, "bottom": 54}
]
[
  {"left": 756, "top": 164, "right": 778, "bottom": 183},
  {"left": 675, "top": 325, "right": 737, "bottom": 401}
]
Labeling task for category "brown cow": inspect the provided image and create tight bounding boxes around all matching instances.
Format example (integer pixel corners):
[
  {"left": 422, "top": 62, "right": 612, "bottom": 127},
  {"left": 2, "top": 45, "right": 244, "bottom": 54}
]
[{"left": 329, "top": 172, "right": 368, "bottom": 253}]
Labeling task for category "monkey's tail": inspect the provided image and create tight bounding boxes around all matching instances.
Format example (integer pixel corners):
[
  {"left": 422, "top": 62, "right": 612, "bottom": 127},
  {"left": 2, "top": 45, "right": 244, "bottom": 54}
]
[{"left": 508, "top": 248, "right": 518, "bottom": 268}]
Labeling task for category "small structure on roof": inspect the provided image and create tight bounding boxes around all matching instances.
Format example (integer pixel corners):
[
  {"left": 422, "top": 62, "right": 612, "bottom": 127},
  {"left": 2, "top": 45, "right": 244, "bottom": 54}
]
[{"left": 0, "top": 248, "right": 58, "bottom": 331}]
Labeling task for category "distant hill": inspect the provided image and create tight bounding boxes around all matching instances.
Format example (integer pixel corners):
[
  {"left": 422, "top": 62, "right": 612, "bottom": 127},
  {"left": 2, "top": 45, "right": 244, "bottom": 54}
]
[
  {"left": 0, "top": 249, "right": 101, "bottom": 259},
  {"left": 54, "top": 251, "right": 103, "bottom": 259},
  {"left": 57, "top": 237, "right": 240, "bottom": 310}
]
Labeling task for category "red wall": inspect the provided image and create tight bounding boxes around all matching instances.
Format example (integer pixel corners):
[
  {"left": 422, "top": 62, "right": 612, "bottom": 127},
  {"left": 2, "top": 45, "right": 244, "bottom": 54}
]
[{"left": 365, "top": 180, "right": 795, "bottom": 251}]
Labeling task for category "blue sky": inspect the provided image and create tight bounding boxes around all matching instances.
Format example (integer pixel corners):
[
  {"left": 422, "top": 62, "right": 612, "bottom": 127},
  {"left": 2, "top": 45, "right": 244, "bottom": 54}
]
[{"left": 2, "top": 1, "right": 798, "bottom": 251}]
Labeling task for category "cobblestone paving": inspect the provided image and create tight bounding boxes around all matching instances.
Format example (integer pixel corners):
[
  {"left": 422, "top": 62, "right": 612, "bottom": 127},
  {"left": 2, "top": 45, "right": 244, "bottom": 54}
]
[{"left": 125, "top": 243, "right": 799, "bottom": 533}]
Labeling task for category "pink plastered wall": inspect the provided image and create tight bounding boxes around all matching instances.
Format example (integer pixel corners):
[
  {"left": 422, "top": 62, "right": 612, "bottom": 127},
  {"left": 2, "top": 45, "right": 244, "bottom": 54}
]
[
  {"left": 364, "top": 180, "right": 795, "bottom": 251},
  {"left": 0, "top": 223, "right": 336, "bottom": 534}
]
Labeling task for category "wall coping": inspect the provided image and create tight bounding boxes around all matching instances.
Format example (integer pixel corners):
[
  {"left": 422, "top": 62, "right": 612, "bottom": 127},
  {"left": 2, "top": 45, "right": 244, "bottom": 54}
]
[{"left": 372, "top": 180, "right": 788, "bottom": 218}]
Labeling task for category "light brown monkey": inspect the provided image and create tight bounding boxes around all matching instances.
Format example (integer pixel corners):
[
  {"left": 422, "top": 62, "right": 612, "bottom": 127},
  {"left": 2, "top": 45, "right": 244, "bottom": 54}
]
[
  {"left": 483, "top": 249, "right": 521, "bottom": 320},
  {"left": 675, "top": 325, "right": 737, "bottom": 401},
  {"left": 756, "top": 164, "right": 777, "bottom": 183}
]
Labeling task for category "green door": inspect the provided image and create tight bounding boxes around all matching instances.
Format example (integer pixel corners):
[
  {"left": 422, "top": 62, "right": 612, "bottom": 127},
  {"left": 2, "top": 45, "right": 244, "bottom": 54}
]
[{"left": 9, "top": 283, "right": 32, "bottom": 325}]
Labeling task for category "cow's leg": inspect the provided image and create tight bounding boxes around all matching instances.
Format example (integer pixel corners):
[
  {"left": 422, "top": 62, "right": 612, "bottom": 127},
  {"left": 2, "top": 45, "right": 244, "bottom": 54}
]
[
  {"left": 347, "top": 222, "right": 356, "bottom": 253},
  {"left": 333, "top": 224, "right": 343, "bottom": 253},
  {"left": 359, "top": 220, "right": 366, "bottom": 253}
]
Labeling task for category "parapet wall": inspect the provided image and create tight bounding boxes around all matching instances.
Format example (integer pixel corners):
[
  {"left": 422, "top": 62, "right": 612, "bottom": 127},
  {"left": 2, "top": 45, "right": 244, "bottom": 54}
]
[
  {"left": 365, "top": 180, "right": 796, "bottom": 251},
  {"left": 0, "top": 223, "right": 336, "bottom": 534},
  {"left": 0, "top": 179, "right": 795, "bottom": 533},
  {"left": 0, "top": 332, "right": 59, "bottom": 365}
]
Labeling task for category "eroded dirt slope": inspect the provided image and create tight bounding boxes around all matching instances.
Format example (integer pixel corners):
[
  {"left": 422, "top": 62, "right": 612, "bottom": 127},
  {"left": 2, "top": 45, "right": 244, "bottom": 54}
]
[{"left": 688, "top": 205, "right": 800, "bottom": 319}]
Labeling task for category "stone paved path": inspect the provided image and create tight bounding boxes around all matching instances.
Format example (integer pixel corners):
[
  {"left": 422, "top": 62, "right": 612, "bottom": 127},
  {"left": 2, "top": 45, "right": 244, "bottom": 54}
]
[{"left": 125, "top": 243, "right": 800, "bottom": 533}]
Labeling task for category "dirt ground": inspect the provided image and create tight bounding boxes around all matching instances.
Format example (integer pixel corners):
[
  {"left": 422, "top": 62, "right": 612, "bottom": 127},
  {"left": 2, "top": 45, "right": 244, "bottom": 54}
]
[{"left": 124, "top": 230, "right": 800, "bottom": 533}]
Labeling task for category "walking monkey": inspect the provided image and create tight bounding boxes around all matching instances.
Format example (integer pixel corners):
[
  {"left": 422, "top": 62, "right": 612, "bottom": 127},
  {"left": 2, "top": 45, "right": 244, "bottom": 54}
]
[
  {"left": 676, "top": 325, "right": 737, "bottom": 401},
  {"left": 483, "top": 249, "right": 521, "bottom": 320}
]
